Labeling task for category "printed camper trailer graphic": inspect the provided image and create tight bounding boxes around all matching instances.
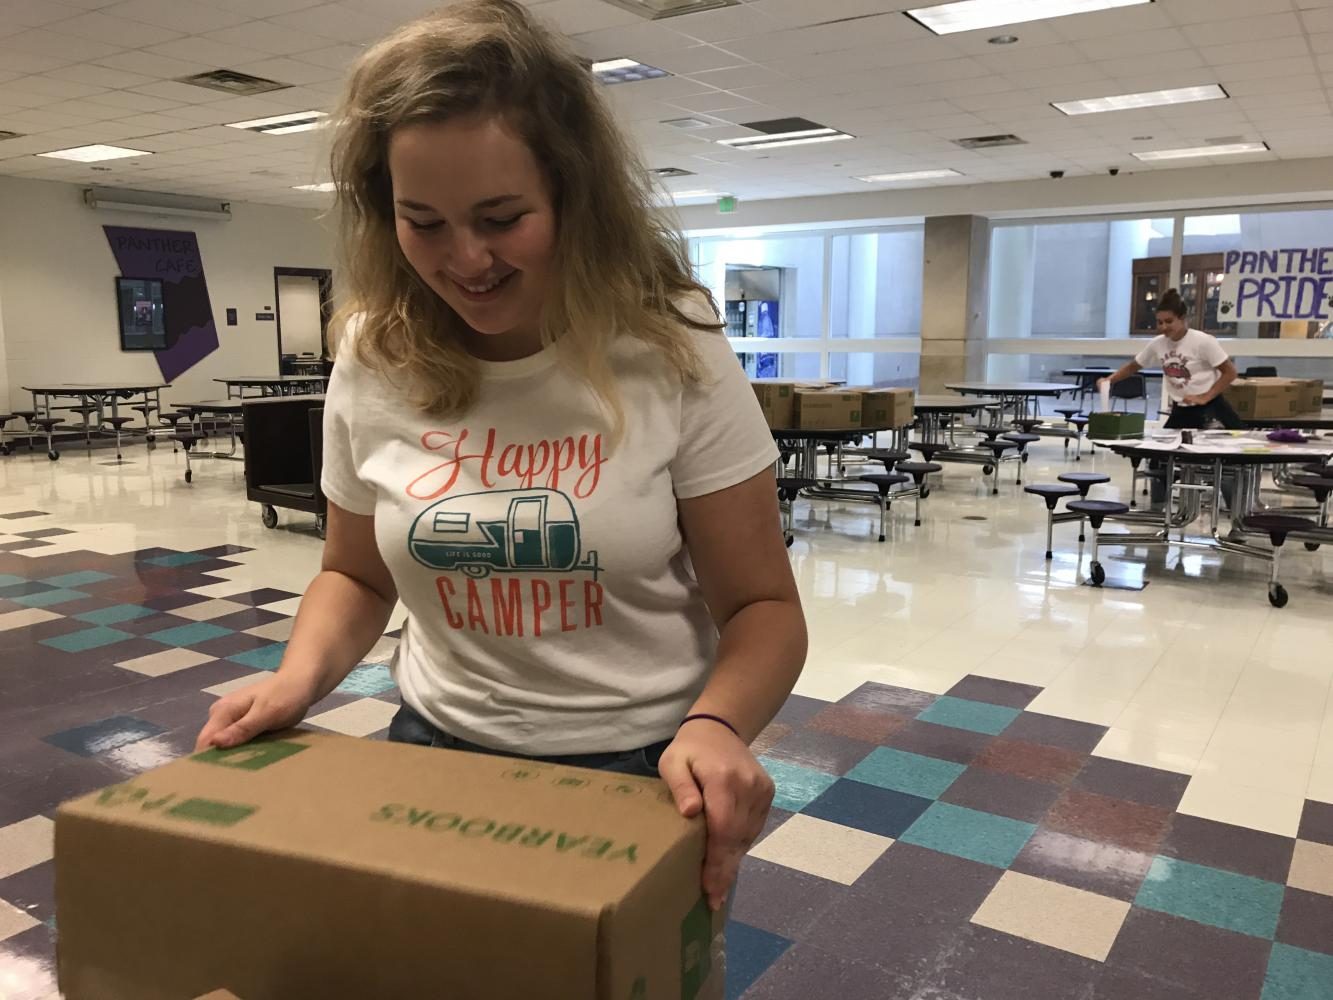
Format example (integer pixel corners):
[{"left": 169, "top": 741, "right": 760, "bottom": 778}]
[{"left": 409, "top": 489, "right": 601, "bottom": 580}]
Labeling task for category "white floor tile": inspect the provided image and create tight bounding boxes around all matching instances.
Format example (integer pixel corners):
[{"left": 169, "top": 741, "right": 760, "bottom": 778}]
[
  {"left": 0, "top": 816, "right": 55, "bottom": 880},
  {"left": 306, "top": 698, "right": 398, "bottom": 737},
  {"left": 116, "top": 648, "right": 215, "bottom": 677},
  {"left": 1176, "top": 775, "right": 1306, "bottom": 839},
  {"left": 202, "top": 673, "right": 266, "bottom": 697},
  {"left": 748, "top": 814, "right": 892, "bottom": 885},
  {"left": 0, "top": 608, "right": 61, "bottom": 632},
  {"left": 0, "top": 899, "right": 40, "bottom": 944}
]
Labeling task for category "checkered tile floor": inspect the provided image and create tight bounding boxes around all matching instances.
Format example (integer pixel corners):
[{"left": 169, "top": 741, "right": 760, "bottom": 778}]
[{"left": 2, "top": 536, "right": 1332, "bottom": 999}]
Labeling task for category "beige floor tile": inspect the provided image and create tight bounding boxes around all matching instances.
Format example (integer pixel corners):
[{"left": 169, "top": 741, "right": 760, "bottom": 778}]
[
  {"left": 971, "top": 871, "right": 1131, "bottom": 962},
  {"left": 748, "top": 814, "right": 893, "bottom": 886},
  {"left": 168, "top": 598, "right": 250, "bottom": 622},
  {"left": 0, "top": 816, "right": 55, "bottom": 880},
  {"left": 258, "top": 596, "right": 304, "bottom": 616},
  {"left": 187, "top": 581, "right": 250, "bottom": 599},
  {"left": 1176, "top": 775, "right": 1306, "bottom": 839},
  {"left": 1288, "top": 840, "right": 1333, "bottom": 897},
  {"left": 245, "top": 618, "right": 295, "bottom": 642},
  {"left": 115, "top": 648, "right": 215, "bottom": 677},
  {"left": 306, "top": 698, "right": 398, "bottom": 737},
  {"left": 1092, "top": 725, "right": 1213, "bottom": 775},
  {"left": 0, "top": 608, "right": 61, "bottom": 632},
  {"left": 1308, "top": 766, "right": 1333, "bottom": 805},
  {"left": 202, "top": 673, "right": 266, "bottom": 697},
  {"left": 0, "top": 899, "right": 40, "bottom": 944}
]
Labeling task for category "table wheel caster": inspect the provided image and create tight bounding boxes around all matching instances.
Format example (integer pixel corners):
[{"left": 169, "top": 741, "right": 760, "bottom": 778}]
[
  {"left": 1268, "top": 584, "right": 1288, "bottom": 608},
  {"left": 48, "top": 449, "right": 59, "bottom": 461},
  {"left": 262, "top": 504, "right": 279, "bottom": 530},
  {"left": 316, "top": 514, "right": 327, "bottom": 540},
  {"left": 1090, "top": 562, "right": 1106, "bottom": 586},
  {"left": 1304, "top": 542, "right": 1321, "bottom": 552},
  {"left": 184, "top": 468, "right": 193, "bottom": 484}
]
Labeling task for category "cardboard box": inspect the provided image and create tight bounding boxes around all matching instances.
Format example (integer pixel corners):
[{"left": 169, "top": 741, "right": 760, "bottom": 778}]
[
  {"left": 56, "top": 731, "right": 723, "bottom": 1000},
  {"left": 750, "top": 380, "right": 796, "bottom": 429},
  {"left": 857, "top": 388, "right": 915, "bottom": 429},
  {"left": 1224, "top": 378, "right": 1324, "bottom": 420},
  {"left": 195, "top": 993, "right": 243, "bottom": 1000},
  {"left": 1087, "top": 411, "right": 1146, "bottom": 439},
  {"left": 794, "top": 389, "right": 862, "bottom": 430}
]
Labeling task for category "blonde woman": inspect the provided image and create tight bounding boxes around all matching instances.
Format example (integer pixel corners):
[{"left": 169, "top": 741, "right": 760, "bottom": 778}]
[{"left": 195, "top": 0, "right": 806, "bottom": 911}]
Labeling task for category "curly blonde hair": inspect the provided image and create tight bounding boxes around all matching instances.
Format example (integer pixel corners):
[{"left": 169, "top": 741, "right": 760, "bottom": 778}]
[{"left": 328, "top": 0, "right": 716, "bottom": 423}]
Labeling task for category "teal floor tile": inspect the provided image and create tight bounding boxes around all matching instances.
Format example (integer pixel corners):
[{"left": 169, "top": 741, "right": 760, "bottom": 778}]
[
  {"left": 1263, "top": 944, "right": 1333, "bottom": 1000},
  {"left": 142, "top": 552, "right": 209, "bottom": 567},
  {"left": 916, "top": 696, "right": 1022, "bottom": 736},
  {"left": 12, "top": 588, "right": 88, "bottom": 608},
  {"left": 900, "top": 802, "right": 1036, "bottom": 868},
  {"left": 0, "top": 573, "right": 26, "bottom": 588},
  {"left": 74, "top": 604, "right": 155, "bottom": 626},
  {"left": 40, "top": 571, "right": 114, "bottom": 588},
  {"left": 336, "top": 663, "right": 397, "bottom": 696},
  {"left": 228, "top": 643, "right": 288, "bottom": 671},
  {"left": 147, "top": 621, "right": 233, "bottom": 647},
  {"left": 41, "top": 626, "right": 134, "bottom": 653},
  {"left": 759, "top": 757, "right": 840, "bottom": 812},
  {"left": 847, "top": 746, "right": 967, "bottom": 800},
  {"left": 1136, "top": 856, "right": 1284, "bottom": 939}
]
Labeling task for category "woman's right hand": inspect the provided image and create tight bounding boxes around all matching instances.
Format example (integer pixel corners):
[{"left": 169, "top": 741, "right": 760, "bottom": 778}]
[
  {"left": 1097, "top": 377, "right": 1110, "bottom": 391},
  {"left": 194, "top": 673, "right": 315, "bottom": 752}
]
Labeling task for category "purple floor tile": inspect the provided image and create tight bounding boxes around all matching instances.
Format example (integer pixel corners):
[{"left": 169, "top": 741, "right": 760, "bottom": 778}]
[
  {"left": 220, "top": 587, "right": 300, "bottom": 606},
  {"left": 1159, "top": 814, "right": 1295, "bottom": 884},
  {"left": 1003, "top": 712, "right": 1108, "bottom": 754},
  {"left": 0, "top": 860, "right": 55, "bottom": 924},
  {"left": 14, "top": 528, "right": 73, "bottom": 539},
  {"left": 1105, "top": 908, "right": 1270, "bottom": 1000},
  {"left": 192, "top": 544, "right": 254, "bottom": 557},
  {"left": 848, "top": 843, "right": 1003, "bottom": 925},
  {"left": 939, "top": 766, "right": 1063, "bottom": 824},
  {"left": 1276, "top": 888, "right": 1333, "bottom": 956},
  {"left": 0, "top": 510, "right": 50, "bottom": 519},
  {"left": 1073, "top": 756, "right": 1191, "bottom": 811},
  {"left": 975, "top": 738, "right": 1084, "bottom": 786},
  {"left": 732, "top": 858, "right": 846, "bottom": 941},
  {"left": 880, "top": 719, "right": 992, "bottom": 766},
  {"left": 1094, "top": 967, "right": 1212, "bottom": 1000},
  {"left": 43, "top": 715, "right": 167, "bottom": 757},
  {"left": 0, "top": 742, "right": 122, "bottom": 816},
  {"left": 189, "top": 631, "right": 271, "bottom": 659},
  {"left": 0, "top": 541, "right": 51, "bottom": 552},
  {"left": 1297, "top": 800, "right": 1333, "bottom": 847},
  {"left": 839, "top": 681, "right": 937, "bottom": 717},
  {"left": 765, "top": 729, "right": 876, "bottom": 776},
  {"left": 1011, "top": 827, "right": 1156, "bottom": 902},
  {"left": 772, "top": 694, "right": 829, "bottom": 728},
  {"left": 799, "top": 894, "right": 961, "bottom": 986},
  {"left": 947, "top": 675, "right": 1043, "bottom": 710},
  {"left": 922, "top": 925, "right": 1102, "bottom": 1000},
  {"left": 140, "top": 592, "right": 212, "bottom": 613},
  {"left": 1043, "top": 788, "right": 1173, "bottom": 856},
  {"left": 806, "top": 703, "right": 910, "bottom": 745},
  {"left": 206, "top": 608, "right": 286, "bottom": 632},
  {"left": 742, "top": 943, "right": 915, "bottom": 1000}
]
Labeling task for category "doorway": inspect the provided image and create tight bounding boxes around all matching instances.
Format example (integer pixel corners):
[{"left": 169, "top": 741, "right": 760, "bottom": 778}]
[{"left": 273, "top": 267, "right": 333, "bottom": 373}]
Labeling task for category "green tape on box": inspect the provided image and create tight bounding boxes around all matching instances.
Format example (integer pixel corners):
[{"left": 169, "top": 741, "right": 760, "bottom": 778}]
[{"left": 1088, "top": 412, "right": 1145, "bottom": 439}]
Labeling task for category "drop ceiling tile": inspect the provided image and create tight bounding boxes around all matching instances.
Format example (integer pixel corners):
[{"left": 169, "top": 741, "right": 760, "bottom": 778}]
[
  {"left": 42, "top": 11, "right": 185, "bottom": 48},
  {"left": 100, "top": 0, "right": 252, "bottom": 35},
  {"left": 1200, "top": 36, "right": 1311, "bottom": 65},
  {"left": 667, "top": 4, "right": 783, "bottom": 44},
  {"left": 228, "top": 57, "right": 344, "bottom": 87},
  {"left": 688, "top": 64, "right": 788, "bottom": 91},
  {"left": 92, "top": 50, "right": 214, "bottom": 80},
  {"left": 144, "top": 35, "right": 273, "bottom": 68},
  {"left": 295, "top": 43, "right": 367, "bottom": 70},
  {"left": 86, "top": 89, "right": 189, "bottom": 113},
  {"left": 203, "top": 0, "right": 330, "bottom": 15},
  {"left": 200, "top": 20, "right": 338, "bottom": 56},
  {"left": 0, "top": 28, "right": 124, "bottom": 62},
  {"left": 1165, "top": 0, "right": 1296, "bottom": 25},
  {"left": 652, "top": 45, "right": 752, "bottom": 76},
  {"left": 3, "top": 75, "right": 107, "bottom": 100},
  {"left": 267, "top": 3, "right": 395, "bottom": 44}
]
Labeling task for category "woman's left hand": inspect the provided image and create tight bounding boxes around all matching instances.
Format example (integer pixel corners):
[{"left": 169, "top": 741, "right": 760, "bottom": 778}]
[{"left": 659, "top": 720, "right": 776, "bottom": 911}]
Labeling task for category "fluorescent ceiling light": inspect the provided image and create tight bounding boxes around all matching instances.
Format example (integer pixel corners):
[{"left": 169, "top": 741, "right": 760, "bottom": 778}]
[
  {"left": 907, "top": 0, "right": 1152, "bottom": 36},
  {"left": 600, "top": 0, "right": 740, "bottom": 18},
  {"left": 590, "top": 58, "right": 670, "bottom": 84},
  {"left": 293, "top": 182, "right": 336, "bottom": 192},
  {"left": 856, "top": 169, "right": 963, "bottom": 183},
  {"left": 40, "top": 144, "right": 151, "bottom": 163},
  {"left": 1053, "top": 84, "right": 1227, "bottom": 116},
  {"left": 1133, "top": 141, "right": 1269, "bottom": 161},
  {"left": 225, "top": 111, "right": 326, "bottom": 133},
  {"left": 720, "top": 127, "right": 839, "bottom": 146},
  {"left": 721, "top": 133, "right": 853, "bottom": 151},
  {"left": 670, "top": 189, "right": 727, "bottom": 200}
]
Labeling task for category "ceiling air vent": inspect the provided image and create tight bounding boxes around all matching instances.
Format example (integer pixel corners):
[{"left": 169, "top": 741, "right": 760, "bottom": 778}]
[
  {"left": 663, "top": 117, "right": 715, "bottom": 130},
  {"left": 651, "top": 166, "right": 696, "bottom": 178},
  {"left": 0, "top": 130, "right": 23, "bottom": 141},
  {"left": 175, "top": 69, "right": 292, "bottom": 96},
  {"left": 954, "top": 134, "right": 1027, "bottom": 149},
  {"left": 600, "top": 0, "right": 740, "bottom": 19}
]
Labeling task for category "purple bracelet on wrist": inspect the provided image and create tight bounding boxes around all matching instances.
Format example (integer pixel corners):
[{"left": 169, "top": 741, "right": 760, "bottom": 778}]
[{"left": 679, "top": 713, "right": 741, "bottom": 739}]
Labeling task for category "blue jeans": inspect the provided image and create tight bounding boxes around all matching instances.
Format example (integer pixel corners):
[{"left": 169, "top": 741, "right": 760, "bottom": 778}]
[{"left": 386, "top": 702, "right": 672, "bottom": 779}]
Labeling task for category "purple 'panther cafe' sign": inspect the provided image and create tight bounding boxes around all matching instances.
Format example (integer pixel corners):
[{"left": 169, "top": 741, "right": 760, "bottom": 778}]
[{"left": 102, "top": 226, "right": 219, "bottom": 381}]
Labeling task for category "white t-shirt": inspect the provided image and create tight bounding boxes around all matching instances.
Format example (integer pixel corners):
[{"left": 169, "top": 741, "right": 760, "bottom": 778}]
[
  {"left": 320, "top": 307, "right": 780, "bottom": 755},
  {"left": 1135, "top": 329, "right": 1230, "bottom": 404}
]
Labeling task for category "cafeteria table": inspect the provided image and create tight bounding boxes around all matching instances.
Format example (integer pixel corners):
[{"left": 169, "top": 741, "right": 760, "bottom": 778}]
[
  {"left": 173, "top": 400, "right": 245, "bottom": 479},
  {"left": 946, "top": 381, "right": 1080, "bottom": 424},
  {"left": 1097, "top": 431, "right": 1333, "bottom": 606},
  {"left": 20, "top": 382, "right": 170, "bottom": 459},
  {"left": 216, "top": 375, "right": 328, "bottom": 398},
  {"left": 910, "top": 395, "right": 1024, "bottom": 491}
]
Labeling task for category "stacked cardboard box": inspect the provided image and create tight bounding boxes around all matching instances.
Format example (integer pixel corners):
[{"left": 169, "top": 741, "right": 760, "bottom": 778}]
[
  {"left": 857, "top": 388, "right": 915, "bottom": 430},
  {"left": 56, "top": 731, "right": 723, "bottom": 1000},
  {"left": 1087, "top": 411, "right": 1146, "bottom": 439},
  {"left": 1224, "top": 378, "right": 1323, "bottom": 420},
  {"left": 794, "top": 388, "right": 863, "bottom": 430},
  {"left": 750, "top": 380, "right": 797, "bottom": 429}
]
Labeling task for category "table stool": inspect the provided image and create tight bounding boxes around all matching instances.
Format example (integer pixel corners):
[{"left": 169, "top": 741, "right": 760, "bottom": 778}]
[
  {"left": 858, "top": 472, "right": 910, "bottom": 542},
  {"left": 1067, "top": 499, "right": 1129, "bottom": 587},
  {"left": 0, "top": 414, "right": 13, "bottom": 456},
  {"left": 863, "top": 449, "right": 909, "bottom": 474},
  {"left": 1025, "top": 484, "right": 1080, "bottom": 559},
  {"left": 1068, "top": 414, "right": 1089, "bottom": 461},
  {"left": 104, "top": 417, "right": 135, "bottom": 460},
  {"left": 33, "top": 417, "right": 64, "bottom": 460},
  {"left": 173, "top": 431, "right": 202, "bottom": 483},
  {"left": 895, "top": 461, "right": 942, "bottom": 527},
  {"left": 981, "top": 440, "right": 1018, "bottom": 495},
  {"left": 1241, "top": 512, "right": 1318, "bottom": 608},
  {"left": 777, "top": 477, "right": 816, "bottom": 547},
  {"left": 1001, "top": 433, "right": 1040, "bottom": 485}
]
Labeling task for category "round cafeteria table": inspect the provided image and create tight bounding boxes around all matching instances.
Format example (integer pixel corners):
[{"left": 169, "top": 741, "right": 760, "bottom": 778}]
[{"left": 946, "top": 382, "right": 1079, "bottom": 424}]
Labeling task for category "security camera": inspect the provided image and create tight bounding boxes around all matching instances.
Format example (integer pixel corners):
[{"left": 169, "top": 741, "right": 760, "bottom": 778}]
[
  {"left": 1108, "top": 167, "right": 1120, "bottom": 177},
  {"left": 1049, "top": 169, "right": 1065, "bottom": 179}
]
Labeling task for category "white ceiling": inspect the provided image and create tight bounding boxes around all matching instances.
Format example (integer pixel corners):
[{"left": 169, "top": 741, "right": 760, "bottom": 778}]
[{"left": 0, "top": 0, "right": 1331, "bottom": 210}]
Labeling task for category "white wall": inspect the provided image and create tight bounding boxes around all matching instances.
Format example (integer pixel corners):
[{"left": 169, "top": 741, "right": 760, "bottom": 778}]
[
  {"left": 0, "top": 176, "right": 335, "bottom": 418},
  {"left": 276, "top": 275, "right": 325, "bottom": 358}
]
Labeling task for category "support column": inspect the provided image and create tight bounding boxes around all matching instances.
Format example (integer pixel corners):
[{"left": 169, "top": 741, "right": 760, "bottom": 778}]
[{"left": 920, "top": 215, "right": 990, "bottom": 393}]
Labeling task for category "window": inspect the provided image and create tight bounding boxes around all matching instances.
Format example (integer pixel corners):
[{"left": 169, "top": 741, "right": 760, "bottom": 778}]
[
  {"left": 829, "top": 230, "right": 924, "bottom": 339},
  {"left": 432, "top": 511, "right": 470, "bottom": 534}
]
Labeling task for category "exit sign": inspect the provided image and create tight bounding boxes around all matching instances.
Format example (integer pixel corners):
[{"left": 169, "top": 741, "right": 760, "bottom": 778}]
[{"left": 716, "top": 196, "right": 738, "bottom": 214}]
